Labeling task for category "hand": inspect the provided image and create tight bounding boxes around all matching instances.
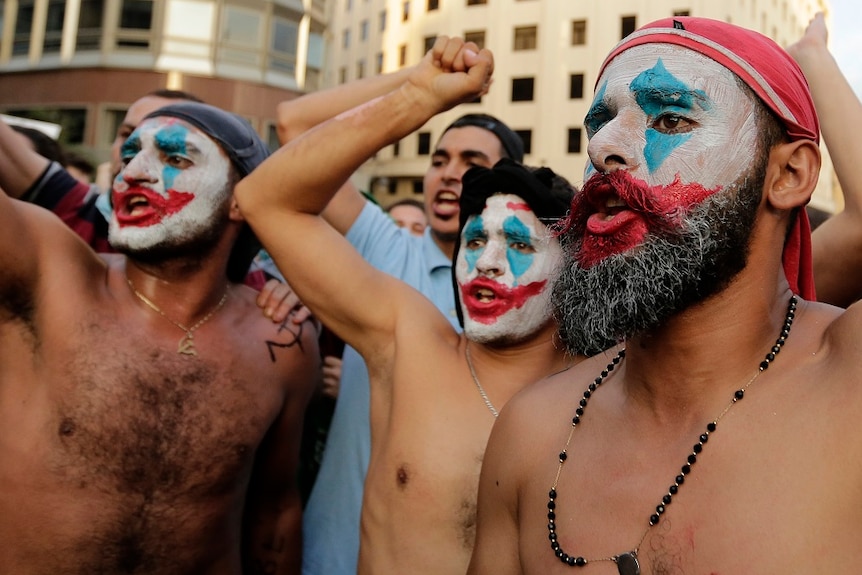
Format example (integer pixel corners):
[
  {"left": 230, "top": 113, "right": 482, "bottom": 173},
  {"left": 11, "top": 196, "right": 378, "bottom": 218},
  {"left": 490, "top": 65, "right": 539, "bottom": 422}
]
[
  {"left": 405, "top": 35, "right": 494, "bottom": 115},
  {"left": 786, "top": 12, "right": 828, "bottom": 65},
  {"left": 256, "top": 278, "right": 314, "bottom": 325},
  {"left": 320, "top": 355, "right": 342, "bottom": 399}
]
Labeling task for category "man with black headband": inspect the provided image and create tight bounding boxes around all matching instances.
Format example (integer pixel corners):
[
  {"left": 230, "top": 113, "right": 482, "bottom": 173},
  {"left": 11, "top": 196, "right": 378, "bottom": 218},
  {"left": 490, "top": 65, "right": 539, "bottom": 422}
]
[
  {"left": 237, "top": 36, "right": 576, "bottom": 574},
  {"left": 0, "top": 102, "right": 320, "bottom": 573},
  {"left": 274, "top": 38, "right": 524, "bottom": 575},
  {"left": 469, "top": 17, "right": 862, "bottom": 574}
]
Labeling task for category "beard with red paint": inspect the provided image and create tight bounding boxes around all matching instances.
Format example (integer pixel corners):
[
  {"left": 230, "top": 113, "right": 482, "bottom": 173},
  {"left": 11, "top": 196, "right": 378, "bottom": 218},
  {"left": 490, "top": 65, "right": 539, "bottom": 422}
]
[
  {"left": 560, "top": 170, "right": 721, "bottom": 268},
  {"left": 552, "top": 159, "right": 766, "bottom": 356}
]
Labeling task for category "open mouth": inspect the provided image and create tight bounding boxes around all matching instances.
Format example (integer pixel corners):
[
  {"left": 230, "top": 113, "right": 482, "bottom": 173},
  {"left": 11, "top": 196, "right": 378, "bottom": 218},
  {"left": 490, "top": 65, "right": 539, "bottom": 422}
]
[
  {"left": 433, "top": 190, "right": 459, "bottom": 218},
  {"left": 112, "top": 187, "right": 194, "bottom": 227}
]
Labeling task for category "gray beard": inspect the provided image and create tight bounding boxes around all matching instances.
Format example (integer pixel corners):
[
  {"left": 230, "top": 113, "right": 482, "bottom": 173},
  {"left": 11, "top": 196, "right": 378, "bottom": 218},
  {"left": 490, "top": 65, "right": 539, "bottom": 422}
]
[{"left": 552, "top": 170, "right": 763, "bottom": 356}]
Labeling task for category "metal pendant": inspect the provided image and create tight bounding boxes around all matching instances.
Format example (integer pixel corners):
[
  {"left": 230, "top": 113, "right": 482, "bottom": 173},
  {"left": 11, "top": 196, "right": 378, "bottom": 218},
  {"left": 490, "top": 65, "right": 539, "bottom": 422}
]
[
  {"left": 615, "top": 551, "right": 640, "bottom": 575},
  {"left": 178, "top": 334, "right": 197, "bottom": 356}
]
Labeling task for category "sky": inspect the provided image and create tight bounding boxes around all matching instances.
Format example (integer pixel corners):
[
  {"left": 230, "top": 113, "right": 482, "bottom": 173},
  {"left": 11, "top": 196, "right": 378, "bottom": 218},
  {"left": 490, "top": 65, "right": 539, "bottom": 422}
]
[{"left": 828, "top": 0, "right": 862, "bottom": 96}]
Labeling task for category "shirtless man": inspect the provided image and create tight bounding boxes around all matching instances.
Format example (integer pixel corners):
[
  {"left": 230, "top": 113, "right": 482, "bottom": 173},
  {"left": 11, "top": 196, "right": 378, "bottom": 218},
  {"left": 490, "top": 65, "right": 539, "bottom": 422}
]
[
  {"left": 0, "top": 102, "right": 319, "bottom": 574},
  {"left": 236, "top": 37, "right": 576, "bottom": 574},
  {"left": 468, "top": 16, "right": 862, "bottom": 574}
]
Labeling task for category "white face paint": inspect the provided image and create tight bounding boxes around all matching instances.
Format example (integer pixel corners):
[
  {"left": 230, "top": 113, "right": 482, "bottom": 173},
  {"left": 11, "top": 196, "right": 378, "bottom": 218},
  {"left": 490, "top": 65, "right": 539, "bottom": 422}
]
[
  {"left": 456, "top": 193, "right": 562, "bottom": 344},
  {"left": 108, "top": 116, "right": 233, "bottom": 252},
  {"left": 585, "top": 44, "right": 759, "bottom": 193}
]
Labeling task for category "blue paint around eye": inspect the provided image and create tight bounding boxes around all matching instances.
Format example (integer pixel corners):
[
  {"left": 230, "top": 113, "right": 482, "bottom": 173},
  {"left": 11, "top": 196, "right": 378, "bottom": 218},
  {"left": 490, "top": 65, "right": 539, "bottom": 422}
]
[
  {"left": 121, "top": 133, "right": 141, "bottom": 160},
  {"left": 584, "top": 80, "right": 609, "bottom": 137},
  {"left": 463, "top": 216, "right": 485, "bottom": 273},
  {"left": 155, "top": 124, "right": 190, "bottom": 190},
  {"left": 504, "top": 216, "right": 534, "bottom": 281},
  {"left": 630, "top": 59, "right": 710, "bottom": 173}
]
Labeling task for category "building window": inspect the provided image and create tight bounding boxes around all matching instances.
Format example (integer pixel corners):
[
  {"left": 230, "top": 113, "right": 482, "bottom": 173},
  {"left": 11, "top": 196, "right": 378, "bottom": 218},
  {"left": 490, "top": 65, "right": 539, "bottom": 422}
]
[
  {"left": 9, "top": 108, "right": 87, "bottom": 146},
  {"left": 375, "top": 51, "right": 384, "bottom": 74},
  {"left": 339, "top": 66, "right": 348, "bottom": 84},
  {"left": 77, "top": 0, "right": 105, "bottom": 50},
  {"left": 511, "top": 77, "right": 535, "bottom": 102},
  {"left": 412, "top": 180, "right": 424, "bottom": 194},
  {"left": 42, "top": 0, "right": 65, "bottom": 53},
  {"left": 464, "top": 30, "right": 485, "bottom": 49},
  {"left": 393, "top": 140, "right": 401, "bottom": 157},
  {"left": 399, "top": 43, "right": 407, "bottom": 66},
  {"left": 423, "top": 35, "right": 436, "bottom": 53},
  {"left": 346, "top": 0, "right": 352, "bottom": 10},
  {"left": 402, "top": 0, "right": 409, "bottom": 21},
  {"left": 514, "top": 129, "right": 531, "bottom": 155},
  {"left": 621, "top": 15, "right": 637, "bottom": 39},
  {"left": 13, "top": 0, "right": 34, "bottom": 56},
  {"left": 427, "top": 0, "right": 439, "bottom": 10},
  {"left": 571, "top": 19, "right": 587, "bottom": 45},
  {"left": 569, "top": 73, "right": 584, "bottom": 99},
  {"left": 269, "top": 15, "right": 299, "bottom": 75},
  {"left": 513, "top": 26, "right": 537, "bottom": 51},
  {"left": 673, "top": 10, "right": 690, "bottom": 16},
  {"left": 219, "top": 6, "right": 262, "bottom": 66},
  {"left": 467, "top": 0, "right": 487, "bottom": 4},
  {"left": 360, "top": 19, "right": 368, "bottom": 41},
  {"left": 567, "top": 127, "right": 583, "bottom": 154},
  {"left": 417, "top": 131, "right": 432, "bottom": 155},
  {"left": 305, "top": 29, "right": 325, "bottom": 90},
  {"left": 379, "top": 9, "right": 387, "bottom": 31},
  {"left": 357, "top": 59, "right": 366, "bottom": 79},
  {"left": 117, "top": 0, "right": 154, "bottom": 48},
  {"left": 342, "top": 28, "right": 351, "bottom": 48}
]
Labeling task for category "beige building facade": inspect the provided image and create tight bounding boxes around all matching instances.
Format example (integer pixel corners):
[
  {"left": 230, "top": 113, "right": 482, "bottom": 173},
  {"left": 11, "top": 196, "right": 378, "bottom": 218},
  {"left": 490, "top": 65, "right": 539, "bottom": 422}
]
[{"left": 325, "top": 0, "right": 836, "bottom": 212}]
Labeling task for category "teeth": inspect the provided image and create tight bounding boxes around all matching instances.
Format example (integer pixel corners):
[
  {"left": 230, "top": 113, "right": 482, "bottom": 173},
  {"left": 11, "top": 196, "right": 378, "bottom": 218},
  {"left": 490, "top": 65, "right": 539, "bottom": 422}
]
[
  {"left": 605, "top": 197, "right": 626, "bottom": 209},
  {"left": 475, "top": 288, "right": 495, "bottom": 302}
]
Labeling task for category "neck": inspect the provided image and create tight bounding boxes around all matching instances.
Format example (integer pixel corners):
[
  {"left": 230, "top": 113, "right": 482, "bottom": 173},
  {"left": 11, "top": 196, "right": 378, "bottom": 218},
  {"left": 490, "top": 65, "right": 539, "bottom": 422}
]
[
  {"left": 622, "top": 282, "right": 797, "bottom": 419},
  {"left": 431, "top": 229, "right": 457, "bottom": 260},
  {"left": 124, "top": 259, "right": 232, "bottom": 321}
]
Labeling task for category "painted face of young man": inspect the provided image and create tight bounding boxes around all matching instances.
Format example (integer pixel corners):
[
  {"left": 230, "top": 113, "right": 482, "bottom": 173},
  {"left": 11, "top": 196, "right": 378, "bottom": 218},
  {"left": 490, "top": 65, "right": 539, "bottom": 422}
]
[
  {"left": 575, "top": 44, "right": 759, "bottom": 267},
  {"left": 423, "top": 126, "right": 505, "bottom": 245},
  {"left": 456, "top": 193, "right": 562, "bottom": 345},
  {"left": 108, "top": 116, "right": 234, "bottom": 254},
  {"left": 553, "top": 44, "right": 767, "bottom": 355}
]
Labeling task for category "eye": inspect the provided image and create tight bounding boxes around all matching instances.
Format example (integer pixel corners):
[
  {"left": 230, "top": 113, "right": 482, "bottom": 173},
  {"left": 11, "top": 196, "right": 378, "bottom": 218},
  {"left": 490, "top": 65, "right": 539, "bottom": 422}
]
[
  {"left": 652, "top": 113, "right": 695, "bottom": 135},
  {"left": 466, "top": 237, "right": 486, "bottom": 250},
  {"left": 165, "top": 155, "right": 193, "bottom": 169},
  {"left": 509, "top": 240, "right": 535, "bottom": 254}
]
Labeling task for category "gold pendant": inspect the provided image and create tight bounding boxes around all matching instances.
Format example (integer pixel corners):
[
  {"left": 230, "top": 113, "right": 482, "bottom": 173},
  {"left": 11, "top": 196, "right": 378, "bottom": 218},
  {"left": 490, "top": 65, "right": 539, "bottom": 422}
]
[{"left": 178, "top": 334, "right": 197, "bottom": 356}]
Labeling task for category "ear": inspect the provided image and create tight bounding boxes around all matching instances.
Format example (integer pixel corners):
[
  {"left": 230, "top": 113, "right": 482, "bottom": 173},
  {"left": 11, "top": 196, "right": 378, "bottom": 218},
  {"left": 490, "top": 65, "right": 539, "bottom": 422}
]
[
  {"left": 228, "top": 195, "right": 245, "bottom": 222},
  {"left": 765, "top": 139, "right": 821, "bottom": 211}
]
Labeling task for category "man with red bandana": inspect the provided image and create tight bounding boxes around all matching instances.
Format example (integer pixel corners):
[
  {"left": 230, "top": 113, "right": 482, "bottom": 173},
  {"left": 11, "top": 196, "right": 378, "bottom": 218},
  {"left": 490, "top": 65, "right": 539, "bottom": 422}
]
[
  {"left": 236, "top": 36, "right": 576, "bottom": 575},
  {"left": 469, "top": 17, "right": 862, "bottom": 575},
  {"left": 0, "top": 102, "right": 320, "bottom": 574}
]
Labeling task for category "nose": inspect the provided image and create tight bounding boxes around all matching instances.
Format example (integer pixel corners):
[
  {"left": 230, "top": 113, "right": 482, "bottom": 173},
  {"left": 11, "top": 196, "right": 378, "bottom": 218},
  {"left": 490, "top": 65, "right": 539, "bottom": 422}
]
[
  {"left": 441, "top": 159, "right": 466, "bottom": 185},
  {"left": 474, "top": 239, "right": 506, "bottom": 278},
  {"left": 587, "top": 114, "right": 642, "bottom": 174},
  {"left": 120, "top": 152, "right": 159, "bottom": 184}
]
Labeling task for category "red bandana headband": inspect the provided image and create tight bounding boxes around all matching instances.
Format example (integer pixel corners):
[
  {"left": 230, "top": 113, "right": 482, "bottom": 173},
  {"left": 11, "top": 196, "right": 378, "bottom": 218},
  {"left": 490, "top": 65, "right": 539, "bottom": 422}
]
[{"left": 598, "top": 17, "right": 819, "bottom": 300}]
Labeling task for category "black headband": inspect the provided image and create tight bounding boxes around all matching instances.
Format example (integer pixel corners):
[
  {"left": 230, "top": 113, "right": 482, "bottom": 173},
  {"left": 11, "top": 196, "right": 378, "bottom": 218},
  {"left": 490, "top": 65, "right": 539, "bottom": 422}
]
[{"left": 444, "top": 114, "right": 525, "bottom": 163}]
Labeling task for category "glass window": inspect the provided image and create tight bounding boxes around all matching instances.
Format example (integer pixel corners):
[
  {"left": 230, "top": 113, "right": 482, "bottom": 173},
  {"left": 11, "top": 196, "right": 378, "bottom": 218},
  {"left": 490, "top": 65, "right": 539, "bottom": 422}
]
[
  {"left": 402, "top": 0, "right": 409, "bottom": 22},
  {"left": 398, "top": 43, "right": 407, "bottom": 66},
  {"left": 571, "top": 20, "right": 586, "bottom": 45},
  {"left": 467, "top": 0, "right": 487, "bottom": 4},
  {"left": 8, "top": 108, "right": 87, "bottom": 146},
  {"left": 307, "top": 31, "right": 325, "bottom": 70},
  {"left": 567, "top": 127, "right": 582, "bottom": 154},
  {"left": 427, "top": 0, "right": 439, "bottom": 10},
  {"left": 621, "top": 15, "right": 636, "bottom": 39},
  {"left": 221, "top": 6, "right": 262, "bottom": 48},
  {"left": 360, "top": 19, "right": 368, "bottom": 41},
  {"left": 375, "top": 51, "right": 384, "bottom": 74},
  {"left": 464, "top": 30, "right": 485, "bottom": 49},
  {"left": 423, "top": 35, "right": 436, "bottom": 53},
  {"left": 270, "top": 16, "right": 299, "bottom": 74},
  {"left": 514, "top": 129, "right": 531, "bottom": 154},
  {"left": 43, "top": 0, "right": 65, "bottom": 53},
  {"left": 513, "top": 26, "right": 537, "bottom": 51},
  {"left": 13, "top": 0, "right": 35, "bottom": 56},
  {"left": 379, "top": 9, "right": 386, "bottom": 31},
  {"left": 673, "top": 10, "right": 690, "bottom": 17},
  {"left": 77, "top": 0, "right": 104, "bottom": 50},
  {"left": 357, "top": 58, "right": 365, "bottom": 79},
  {"left": 569, "top": 73, "right": 584, "bottom": 99},
  {"left": 417, "top": 131, "right": 431, "bottom": 155},
  {"left": 342, "top": 28, "right": 350, "bottom": 48},
  {"left": 120, "top": 0, "right": 153, "bottom": 29},
  {"left": 393, "top": 140, "right": 400, "bottom": 157},
  {"left": 511, "top": 77, "right": 534, "bottom": 102}
]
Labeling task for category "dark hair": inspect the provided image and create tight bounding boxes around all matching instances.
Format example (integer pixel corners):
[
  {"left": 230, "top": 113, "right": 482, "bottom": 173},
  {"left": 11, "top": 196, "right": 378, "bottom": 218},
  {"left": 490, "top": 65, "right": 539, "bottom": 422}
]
[
  {"left": 64, "top": 151, "right": 96, "bottom": 177},
  {"left": 385, "top": 198, "right": 425, "bottom": 212},
  {"left": 443, "top": 113, "right": 524, "bottom": 162},
  {"left": 146, "top": 89, "right": 204, "bottom": 104},
  {"left": 12, "top": 125, "right": 65, "bottom": 163}
]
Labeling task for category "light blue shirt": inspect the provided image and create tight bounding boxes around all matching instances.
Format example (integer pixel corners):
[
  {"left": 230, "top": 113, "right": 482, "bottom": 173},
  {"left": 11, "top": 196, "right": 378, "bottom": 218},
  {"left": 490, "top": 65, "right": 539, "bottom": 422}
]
[{"left": 301, "top": 201, "right": 459, "bottom": 575}]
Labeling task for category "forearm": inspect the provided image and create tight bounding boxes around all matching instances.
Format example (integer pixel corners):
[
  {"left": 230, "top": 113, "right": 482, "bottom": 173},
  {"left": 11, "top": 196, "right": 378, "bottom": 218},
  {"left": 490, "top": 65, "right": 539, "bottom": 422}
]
[
  {"left": 242, "top": 497, "right": 303, "bottom": 575},
  {"left": 277, "top": 66, "right": 415, "bottom": 144},
  {"left": 0, "top": 120, "right": 50, "bottom": 199}
]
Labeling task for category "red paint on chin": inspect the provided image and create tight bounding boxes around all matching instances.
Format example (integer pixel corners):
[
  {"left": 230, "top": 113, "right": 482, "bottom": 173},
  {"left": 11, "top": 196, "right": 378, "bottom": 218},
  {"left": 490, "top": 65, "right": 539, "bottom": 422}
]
[
  {"left": 562, "top": 171, "right": 720, "bottom": 267},
  {"left": 460, "top": 276, "right": 547, "bottom": 325},
  {"left": 112, "top": 187, "right": 195, "bottom": 227}
]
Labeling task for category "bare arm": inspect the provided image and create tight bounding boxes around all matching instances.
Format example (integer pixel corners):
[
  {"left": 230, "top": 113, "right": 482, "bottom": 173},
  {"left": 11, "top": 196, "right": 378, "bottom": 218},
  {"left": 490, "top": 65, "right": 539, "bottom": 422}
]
[
  {"left": 236, "top": 37, "right": 492, "bottom": 355},
  {"left": 0, "top": 118, "right": 51, "bottom": 199},
  {"left": 242, "top": 319, "right": 321, "bottom": 575},
  {"left": 788, "top": 12, "right": 862, "bottom": 306},
  {"left": 467, "top": 406, "right": 523, "bottom": 575},
  {"left": 277, "top": 57, "right": 417, "bottom": 233}
]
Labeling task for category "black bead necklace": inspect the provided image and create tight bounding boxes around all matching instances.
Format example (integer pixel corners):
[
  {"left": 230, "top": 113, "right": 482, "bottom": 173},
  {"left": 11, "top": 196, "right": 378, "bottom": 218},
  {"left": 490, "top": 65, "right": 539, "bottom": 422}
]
[{"left": 547, "top": 295, "right": 798, "bottom": 575}]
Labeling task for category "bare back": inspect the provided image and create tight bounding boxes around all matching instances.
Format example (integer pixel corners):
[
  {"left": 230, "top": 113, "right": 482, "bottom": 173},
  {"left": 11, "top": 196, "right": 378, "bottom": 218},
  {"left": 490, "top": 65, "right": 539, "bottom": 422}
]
[
  {"left": 0, "top": 207, "right": 319, "bottom": 574},
  {"left": 471, "top": 300, "right": 862, "bottom": 574}
]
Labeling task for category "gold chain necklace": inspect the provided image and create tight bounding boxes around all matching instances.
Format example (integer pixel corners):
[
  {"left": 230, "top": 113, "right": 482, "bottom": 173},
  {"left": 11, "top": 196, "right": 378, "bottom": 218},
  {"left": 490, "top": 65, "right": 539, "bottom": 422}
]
[
  {"left": 547, "top": 295, "right": 797, "bottom": 574},
  {"left": 465, "top": 343, "right": 499, "bottom": 418},
  {"left": 126, "top": 277, "right": 230, "bottom": 357}
]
